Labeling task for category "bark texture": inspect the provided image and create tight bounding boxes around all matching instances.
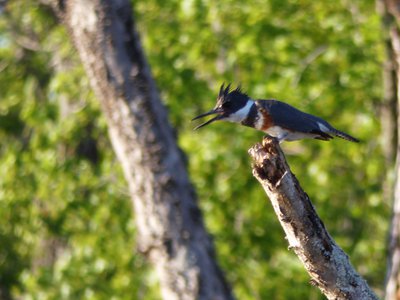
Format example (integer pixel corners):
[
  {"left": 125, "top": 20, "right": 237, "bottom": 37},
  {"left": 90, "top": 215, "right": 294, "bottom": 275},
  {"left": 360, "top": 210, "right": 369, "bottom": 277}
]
[
  {"left": 42, "top": 1, "right": 234, "bottom": 299},
  {"left": 381, "top": 1, "right": 400, "bottom": 299},
  {"left": 377, "top": 0, "right": 398, "bottom": 166},
  {"left": 248, "top": 137, "right": 378, "bottom": 300}
]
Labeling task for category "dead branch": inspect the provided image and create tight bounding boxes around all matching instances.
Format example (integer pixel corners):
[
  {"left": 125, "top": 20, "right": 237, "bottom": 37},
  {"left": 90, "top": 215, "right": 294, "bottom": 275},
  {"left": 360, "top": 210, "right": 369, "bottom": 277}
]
[{"left": 248, "top": 137, "right": 378, "bottom": 300}]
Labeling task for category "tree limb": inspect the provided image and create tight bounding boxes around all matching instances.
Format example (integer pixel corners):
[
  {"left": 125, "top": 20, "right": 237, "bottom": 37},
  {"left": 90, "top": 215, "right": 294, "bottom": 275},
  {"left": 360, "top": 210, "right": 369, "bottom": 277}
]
[{"left": 248, "top": 137, "right": 378, "bottom": 300}]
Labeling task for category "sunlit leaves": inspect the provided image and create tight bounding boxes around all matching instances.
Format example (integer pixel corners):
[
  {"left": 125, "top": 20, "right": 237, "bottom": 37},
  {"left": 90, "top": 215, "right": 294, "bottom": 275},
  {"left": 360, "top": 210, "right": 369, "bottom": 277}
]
[
  {"left": 137, "top": 0, "right": 386, "bottom": 298},
  {"left": 0, "top": 0, "right": 388, "bottom": 299}
]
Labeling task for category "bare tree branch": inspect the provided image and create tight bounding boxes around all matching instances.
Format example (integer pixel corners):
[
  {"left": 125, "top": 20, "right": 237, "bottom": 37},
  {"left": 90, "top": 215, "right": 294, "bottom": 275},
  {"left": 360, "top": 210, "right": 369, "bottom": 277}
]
[
  {"left": 248, "top": 137, "right": 378, "bottom": 300},
  {"left": 40, "top": 0, "right": 234, "bottom": 299}
]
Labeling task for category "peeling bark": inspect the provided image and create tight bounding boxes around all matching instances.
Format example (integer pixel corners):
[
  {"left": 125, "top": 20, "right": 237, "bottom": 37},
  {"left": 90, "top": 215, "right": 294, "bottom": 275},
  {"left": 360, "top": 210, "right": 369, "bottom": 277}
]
[
  {"left": 40, "top": 1, "right": 234, "bottom": 299},
  {"left": 248, "top": 138, "right": 378, "bottom": 300}
]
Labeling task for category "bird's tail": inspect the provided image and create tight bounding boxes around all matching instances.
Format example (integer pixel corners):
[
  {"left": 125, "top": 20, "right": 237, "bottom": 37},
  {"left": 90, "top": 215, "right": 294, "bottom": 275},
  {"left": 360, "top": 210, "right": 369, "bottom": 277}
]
[{"left": 331, "top": 129, "right": 359, "bottom": 143}]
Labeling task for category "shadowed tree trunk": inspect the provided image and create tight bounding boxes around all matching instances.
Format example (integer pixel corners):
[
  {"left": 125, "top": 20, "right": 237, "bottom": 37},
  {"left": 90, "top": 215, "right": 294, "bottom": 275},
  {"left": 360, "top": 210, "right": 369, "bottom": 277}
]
[
  {"left": 0, "top": 287, "right": 12, "bottom": 300},
  {"left": 40, "top": 1, "right": 234, "bottom": 299},
  {"left": 378, "top": 1, "right": 400, "bottom": 299},
  {"left": 249, "top": 138, "right": 378, "bottom": 300},
  {"left": 377, "top": 0, "right": 398, "bottom": 167}
]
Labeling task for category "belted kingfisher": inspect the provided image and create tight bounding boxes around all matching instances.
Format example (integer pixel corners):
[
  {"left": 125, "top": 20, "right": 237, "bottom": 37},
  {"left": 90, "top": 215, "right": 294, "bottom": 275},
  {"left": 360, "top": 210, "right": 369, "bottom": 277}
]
[{"left": 192, "top": 83, "right": 359, "bottom": 143}]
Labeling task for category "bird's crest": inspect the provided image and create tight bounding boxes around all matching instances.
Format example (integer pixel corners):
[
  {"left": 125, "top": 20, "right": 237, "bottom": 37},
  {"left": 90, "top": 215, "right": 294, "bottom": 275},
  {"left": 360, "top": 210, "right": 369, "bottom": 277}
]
[{"left": 217, "top": 83, "right": 247, "bottom": 105}]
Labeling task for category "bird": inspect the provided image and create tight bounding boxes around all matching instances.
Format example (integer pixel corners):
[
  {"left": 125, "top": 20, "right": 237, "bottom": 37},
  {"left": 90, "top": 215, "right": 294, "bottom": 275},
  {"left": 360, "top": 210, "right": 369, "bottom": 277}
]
[{"left": 192, "top": 83, "right": 359, "bottom": 143}]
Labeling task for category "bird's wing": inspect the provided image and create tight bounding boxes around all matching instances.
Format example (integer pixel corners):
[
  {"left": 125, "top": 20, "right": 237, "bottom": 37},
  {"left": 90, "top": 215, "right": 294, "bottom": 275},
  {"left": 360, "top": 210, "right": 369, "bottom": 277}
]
[{"left": 257, "top": 100, "right": 333, "bottom": 135}]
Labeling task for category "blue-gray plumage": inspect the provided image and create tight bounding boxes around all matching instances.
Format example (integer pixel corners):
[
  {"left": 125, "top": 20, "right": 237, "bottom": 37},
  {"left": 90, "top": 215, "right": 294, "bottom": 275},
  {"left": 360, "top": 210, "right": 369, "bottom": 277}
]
[
  {"left": 258, "top": 100, "right": 357, "bottom": 142},
  {"left": 192, "top": 84, "right": 359, "bottom": 143}
]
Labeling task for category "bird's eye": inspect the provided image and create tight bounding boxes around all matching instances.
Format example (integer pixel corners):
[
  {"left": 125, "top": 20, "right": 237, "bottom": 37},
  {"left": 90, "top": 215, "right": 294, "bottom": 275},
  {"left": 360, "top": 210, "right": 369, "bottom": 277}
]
[{"left": 222, "top": 101, "right": 231, "bottom": 108}]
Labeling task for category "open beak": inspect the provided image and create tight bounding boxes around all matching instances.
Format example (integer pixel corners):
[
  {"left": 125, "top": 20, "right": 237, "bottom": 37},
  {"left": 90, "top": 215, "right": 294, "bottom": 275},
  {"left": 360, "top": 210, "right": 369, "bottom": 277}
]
[{"left": 192, "top": 108, "right": 223, "bottom": 130}]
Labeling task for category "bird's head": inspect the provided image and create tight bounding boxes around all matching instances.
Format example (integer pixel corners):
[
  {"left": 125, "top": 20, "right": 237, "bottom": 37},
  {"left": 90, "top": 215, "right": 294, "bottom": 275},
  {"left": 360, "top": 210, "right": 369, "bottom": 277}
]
[{"left": 192, "top": 83, "right": 251, "bottom": 130}]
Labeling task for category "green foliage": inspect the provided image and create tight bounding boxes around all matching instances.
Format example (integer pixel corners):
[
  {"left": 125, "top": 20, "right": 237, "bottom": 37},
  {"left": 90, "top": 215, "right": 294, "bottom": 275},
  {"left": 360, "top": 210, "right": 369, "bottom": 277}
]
[
  {"left": 137, "top": 0, "right": 387, "bottom": 298},
  {"left": 0, "top": 0, "right": 388, "bottom": 299},
  {"left": 0, "top": 2, "right": 159, "bottom": 299}
]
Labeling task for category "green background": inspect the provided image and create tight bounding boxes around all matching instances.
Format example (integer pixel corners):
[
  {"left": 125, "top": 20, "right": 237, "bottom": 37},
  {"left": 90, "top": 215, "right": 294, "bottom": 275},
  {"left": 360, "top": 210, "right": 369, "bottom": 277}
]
[{"left": 0, "top": 1, "right": 387, "bottom": 299}]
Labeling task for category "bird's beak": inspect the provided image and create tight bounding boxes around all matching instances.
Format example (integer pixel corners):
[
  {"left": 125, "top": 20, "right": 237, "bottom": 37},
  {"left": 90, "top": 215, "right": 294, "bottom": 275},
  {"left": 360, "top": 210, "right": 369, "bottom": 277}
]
[{"left": 192, "top": 108, "right": 223, "bottom": 130}]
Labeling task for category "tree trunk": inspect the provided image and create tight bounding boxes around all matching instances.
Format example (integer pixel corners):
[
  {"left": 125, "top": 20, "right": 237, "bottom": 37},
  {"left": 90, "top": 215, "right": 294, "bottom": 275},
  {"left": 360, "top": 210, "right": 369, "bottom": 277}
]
[
  {"left": 377, "top": 0, "right": 398, "bottom": 167},
  {"left": 248, "top": 138, "right": 378, "bottom": 300},
  {"left": 387, "top": 160, "right": 400, "bottom": 300},
  {"left": 41, "top": 1, "right": 234, "bottom": 299},
  {"left": 379, "top": 1, "right": 400, "bottom": 299}
]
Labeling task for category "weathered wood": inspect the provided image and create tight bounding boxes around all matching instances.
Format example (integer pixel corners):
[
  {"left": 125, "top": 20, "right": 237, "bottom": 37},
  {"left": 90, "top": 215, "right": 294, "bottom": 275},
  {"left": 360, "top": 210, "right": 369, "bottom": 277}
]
[
  {"left": 249, "top": 137, "right": 378, "bottom": 300},
  {"left": 41, "top": 1, "right": 234, "bottom": 299}
]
